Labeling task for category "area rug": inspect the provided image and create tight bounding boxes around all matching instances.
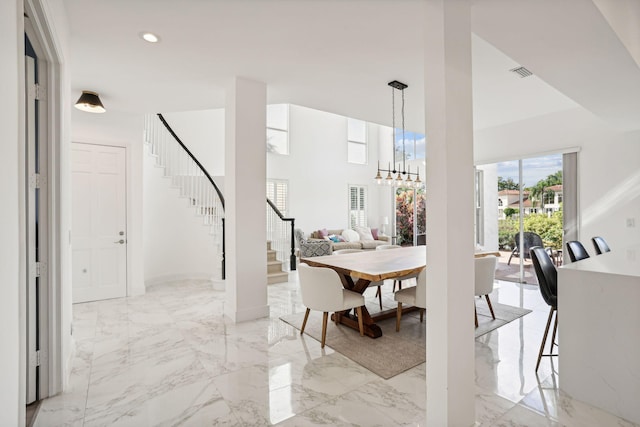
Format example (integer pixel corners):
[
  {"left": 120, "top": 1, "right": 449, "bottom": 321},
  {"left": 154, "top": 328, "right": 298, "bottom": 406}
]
[{"left": 280, "top": 302, "right": 531, "bottom": 379}]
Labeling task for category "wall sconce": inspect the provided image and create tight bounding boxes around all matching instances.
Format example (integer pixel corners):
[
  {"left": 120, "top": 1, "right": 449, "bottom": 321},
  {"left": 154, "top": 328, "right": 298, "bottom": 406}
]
[{"left": 74, "top": 91, "right": 106, "bottom": 113}]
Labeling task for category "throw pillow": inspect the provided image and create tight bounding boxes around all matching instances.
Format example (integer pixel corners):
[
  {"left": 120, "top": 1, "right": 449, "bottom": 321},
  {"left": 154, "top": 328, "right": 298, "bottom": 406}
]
[
  {"left": 328, "top": 235, "right": 340, "bottom": 243},
  {"left": 371, "top": 228, "right": 379, "bottom": 240},
  {"left": 318, "top": 228, "right": 329, "bottom": 238},
  {"left": 354, "top": 226, "right": 374, "bottom": 241},
  {"left": 341, "top": 229, "right": 360, "bottom": 242}
]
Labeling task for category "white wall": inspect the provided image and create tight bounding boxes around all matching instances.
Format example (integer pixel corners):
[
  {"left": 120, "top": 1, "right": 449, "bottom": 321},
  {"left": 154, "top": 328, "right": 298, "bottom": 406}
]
[
  {"left": 143, "top": 145, "right": 219, "bottom": 283},
  {"left": 159, "top": 105, "right": 391, "bottom": 238},
  {"left": 0, "top": 1, "right": 23, "bottom": 424},
  {"left": 163, "top": 110, "right": 226, "bottom": 177},
  {"left": 578, "top": 130, "right": 640, "bottom": 249},
  {"left": 268, "top": 104, "right": 386, "bottom": 234}
]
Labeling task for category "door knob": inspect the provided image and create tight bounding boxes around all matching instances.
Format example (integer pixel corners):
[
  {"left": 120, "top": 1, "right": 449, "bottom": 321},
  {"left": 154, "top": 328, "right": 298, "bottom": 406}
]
[{"left": 114, "top": 239, "right": 125, "bottom": 244}]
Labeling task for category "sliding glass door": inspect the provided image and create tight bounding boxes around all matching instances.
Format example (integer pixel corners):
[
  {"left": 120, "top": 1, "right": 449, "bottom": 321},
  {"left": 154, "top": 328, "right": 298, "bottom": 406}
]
[{"left": 479, "top": 153, "right": 566, "bottom": 284}]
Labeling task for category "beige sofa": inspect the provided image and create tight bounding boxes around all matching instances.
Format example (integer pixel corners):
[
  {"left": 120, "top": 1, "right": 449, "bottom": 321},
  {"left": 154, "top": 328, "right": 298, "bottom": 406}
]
[{"left": 308, "top": 228, "right": 390, "bottom": 251}]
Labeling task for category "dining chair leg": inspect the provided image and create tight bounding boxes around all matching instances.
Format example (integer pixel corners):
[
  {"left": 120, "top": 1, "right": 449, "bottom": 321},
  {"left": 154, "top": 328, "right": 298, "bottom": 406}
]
[
  {"left": 419, "top": 308, "right": 424, "bottom": 323},
  {"left": 474, "top": 305, "right": 478, "bottom": 328},
  {"left": 356, "top": 306, "right": 364, "bottom": 336},
  {"left": 300, "top": 308, "right": 311, "bottom": 335},
  {"left": 378, "top": 286, "right": 383, "bottom": 310},
  {"left": 485, "top": 295, "right": 496, "bottom": 320},
  {"left": 396, "top": 302, "right": 403, "bottom": 332},
  {"left": 536, "top": 306, "right": 555, "bottom": 372},
  {"left": 321, "top": 312, "right": 328, "bottom": 348}
]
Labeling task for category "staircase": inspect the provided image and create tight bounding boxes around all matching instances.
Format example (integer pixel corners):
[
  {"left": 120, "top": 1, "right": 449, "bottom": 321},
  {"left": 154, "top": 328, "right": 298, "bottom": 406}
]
[
  {"left": 267, "top": 241, "right": 289, "bottom": 284},
  {"left": 145, "top": 113, "right": 297, "bottom": 285},
  {"left": 144, "top": 114, "right": 225, "bottom": 280}
]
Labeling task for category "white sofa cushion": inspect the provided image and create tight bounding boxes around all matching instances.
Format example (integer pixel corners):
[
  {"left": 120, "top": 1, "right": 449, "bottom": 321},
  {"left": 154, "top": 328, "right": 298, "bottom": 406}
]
[
  {"left": 341, "top": 229, "right": 360, "bottom": 242},
  {"left": 354, "top": 226, "right": 374, "bottom": 241}
]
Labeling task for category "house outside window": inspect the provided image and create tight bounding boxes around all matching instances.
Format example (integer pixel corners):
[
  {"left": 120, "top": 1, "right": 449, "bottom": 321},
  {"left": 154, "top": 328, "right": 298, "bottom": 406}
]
[
  {"left": 347, "top": 118, "right": 367, "bottom": 164},
  {"left": 267, "top": 179, "right": 288, "bottom": 216},
  {"left": 348, "top": 185, "right": 367, "bottom": 228},
  {"left": 544, "top": 192, "right": 555, "bottom": 205},
  {"left": 267, "top": 104, "right": 289, "bottom": 155}
]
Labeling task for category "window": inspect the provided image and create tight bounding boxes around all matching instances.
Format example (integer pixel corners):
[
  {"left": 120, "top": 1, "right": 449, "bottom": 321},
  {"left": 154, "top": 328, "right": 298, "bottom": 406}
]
[
  {"left": 394, "top": 131, "right": 426, "bottom": 162},
  {"left": 267, "top": 179, "right": 288, "bottom": 216},
  {"left": 267, "top": 104, "right": 289, "bottom": 155},
  {"left": 557, "top": 192, "right": 563, "bottom": 203},
  {"left": 544, "top": 192, "right": 555, "bottom": 205},
  {"left": 348, "top": 185, "right": 367, "bottom": 228},
  {"left": 347, "top": 118, "right": 367, "bottom": 164}
]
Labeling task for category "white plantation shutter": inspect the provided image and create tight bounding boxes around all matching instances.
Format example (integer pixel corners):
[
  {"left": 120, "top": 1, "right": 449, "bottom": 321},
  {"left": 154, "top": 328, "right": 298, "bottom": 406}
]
[
  {"left": 349, "top": 185, "right": 367, "bottom": 228},
  {"left": 267, "top": 179, "right": 288, "bottom": 215}
]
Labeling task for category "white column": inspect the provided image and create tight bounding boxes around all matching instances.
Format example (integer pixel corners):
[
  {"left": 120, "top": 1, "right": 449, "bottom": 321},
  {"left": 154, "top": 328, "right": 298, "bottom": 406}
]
[
  {"left": 424, "top": 1, "right": 475, "bottom": 426},
  {"left": 224, "top": 77, "right": 269, "bottom": 322}
]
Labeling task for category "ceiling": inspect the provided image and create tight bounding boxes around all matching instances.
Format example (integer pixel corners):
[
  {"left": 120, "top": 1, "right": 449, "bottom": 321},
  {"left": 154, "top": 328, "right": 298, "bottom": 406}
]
[{"left": 63, "top": 0, "right": 640, "bottom": 135}]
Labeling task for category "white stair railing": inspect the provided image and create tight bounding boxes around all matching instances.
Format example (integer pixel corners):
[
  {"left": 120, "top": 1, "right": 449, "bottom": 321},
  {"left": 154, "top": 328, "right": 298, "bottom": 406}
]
[
  {"left": 266, "top": 199, "right": 296, "bottom": 271},
  {"left": 143, "top": 113, "right": 226, "bottom": 280}
]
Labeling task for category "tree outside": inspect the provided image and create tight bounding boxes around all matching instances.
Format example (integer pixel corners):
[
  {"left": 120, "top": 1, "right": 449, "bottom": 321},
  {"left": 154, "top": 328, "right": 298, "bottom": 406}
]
[
  {"left": 527, "top": 170, "right": 562, "bottom": 209},
  {"left": 498, "top": 176, "right": 520, "bottom": 191},
  {"left": 498, "top": 170, "right": 563, "bottom": 251},
  {"left": 395, "top": 187, "right": 426, "bottom": 245}
]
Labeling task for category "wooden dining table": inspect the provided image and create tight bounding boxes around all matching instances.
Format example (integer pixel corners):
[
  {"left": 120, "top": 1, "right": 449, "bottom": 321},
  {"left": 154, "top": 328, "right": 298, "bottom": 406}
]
[
  {"left": 302, "top": 246, "right": 426, "bottom": 338},
  {"left": 301, "top": 246, "right": 501, "bottom": 338}
]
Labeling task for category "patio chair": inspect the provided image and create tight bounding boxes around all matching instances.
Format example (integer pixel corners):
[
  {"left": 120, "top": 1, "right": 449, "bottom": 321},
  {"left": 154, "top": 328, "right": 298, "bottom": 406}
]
[
  {"left": 507, "top": 232, "right": 544, "bottom": 265},
  {"left": 298, "top": 263, "right": 365, "bottom": 348}
]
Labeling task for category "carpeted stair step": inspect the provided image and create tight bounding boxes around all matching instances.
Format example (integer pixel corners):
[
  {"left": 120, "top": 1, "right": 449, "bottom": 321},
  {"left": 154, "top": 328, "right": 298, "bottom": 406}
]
[
  {"left": 267, "top": 260, "right": 284, "bottom": 274},
  {"left": 267, "top": 271, "right": 289, "bottom": 285}
]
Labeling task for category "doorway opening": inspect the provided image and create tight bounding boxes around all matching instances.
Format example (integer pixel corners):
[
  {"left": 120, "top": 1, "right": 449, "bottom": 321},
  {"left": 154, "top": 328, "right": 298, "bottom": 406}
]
[{"left": 476, "top": 152, "right": 576, "bottom": 285}]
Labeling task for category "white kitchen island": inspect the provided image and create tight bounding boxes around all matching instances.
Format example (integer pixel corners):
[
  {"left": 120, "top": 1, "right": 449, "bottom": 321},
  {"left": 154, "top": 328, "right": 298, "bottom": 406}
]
[{"left": 558, "top": 246, "right": 640, "bottom": 424}]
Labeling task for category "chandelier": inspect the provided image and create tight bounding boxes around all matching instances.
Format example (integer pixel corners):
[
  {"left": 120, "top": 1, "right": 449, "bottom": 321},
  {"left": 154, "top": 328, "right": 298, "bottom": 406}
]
[{"left": 374, "top": 80, "right": 422, "bottom": 188}]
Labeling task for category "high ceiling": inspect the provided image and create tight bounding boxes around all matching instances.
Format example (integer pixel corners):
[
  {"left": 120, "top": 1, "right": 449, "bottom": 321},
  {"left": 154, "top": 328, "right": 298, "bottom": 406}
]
[{"left": 63, "top": 0, "right": 640, "bottom": 135}]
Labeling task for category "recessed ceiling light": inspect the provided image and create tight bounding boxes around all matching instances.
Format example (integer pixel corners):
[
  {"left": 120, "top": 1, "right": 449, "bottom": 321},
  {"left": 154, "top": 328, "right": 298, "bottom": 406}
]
[{"left": 140, "top": 32, "right": 160, "bottom": 43}]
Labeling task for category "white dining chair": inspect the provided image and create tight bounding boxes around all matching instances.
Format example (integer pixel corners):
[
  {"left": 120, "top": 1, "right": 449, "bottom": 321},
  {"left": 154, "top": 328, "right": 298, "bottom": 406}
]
[
  {"left": 474, "top": 255, "right": 497, "bottom": 328},
  {"left": 298, "top": 263, "right": 365, "bottom": 348},
  {"left": 394, "top": 268, "right": 426, "bottom": 332}
]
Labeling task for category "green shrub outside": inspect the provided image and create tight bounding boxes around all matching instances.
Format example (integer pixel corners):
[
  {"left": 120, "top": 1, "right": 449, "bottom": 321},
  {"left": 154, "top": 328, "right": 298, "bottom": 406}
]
[
  {"left": 523, "top": 211, "right": 563, "bottom": 249},
  {"left": 498, "top": 210, "right": 563, "bottom": 250},
  {"left": 498, "top": 219, "right": 518, "bottom": 250}
]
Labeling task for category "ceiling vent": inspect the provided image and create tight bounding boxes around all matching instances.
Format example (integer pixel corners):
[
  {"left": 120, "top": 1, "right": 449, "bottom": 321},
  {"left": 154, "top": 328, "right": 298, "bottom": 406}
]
[{"left": 509, "top": 66, "right": 533, "bottom": 78}]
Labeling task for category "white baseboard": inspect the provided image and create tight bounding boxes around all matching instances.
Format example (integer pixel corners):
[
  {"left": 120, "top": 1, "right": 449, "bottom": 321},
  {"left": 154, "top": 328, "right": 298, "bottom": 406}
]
[{"left": 144, "top": 273, "right": 217, "bottom": 288}]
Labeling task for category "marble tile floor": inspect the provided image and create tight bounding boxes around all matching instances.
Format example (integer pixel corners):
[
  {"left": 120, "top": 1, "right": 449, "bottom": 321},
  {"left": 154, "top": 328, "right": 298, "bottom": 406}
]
[{"left": 35, "top": 276, "right": 639, "bottom": 427}]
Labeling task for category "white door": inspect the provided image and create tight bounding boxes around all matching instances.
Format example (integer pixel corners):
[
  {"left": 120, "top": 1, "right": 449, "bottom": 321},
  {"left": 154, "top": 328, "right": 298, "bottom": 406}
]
[{"left": 72, "top": 143, "right": 127, "bottom": 303}]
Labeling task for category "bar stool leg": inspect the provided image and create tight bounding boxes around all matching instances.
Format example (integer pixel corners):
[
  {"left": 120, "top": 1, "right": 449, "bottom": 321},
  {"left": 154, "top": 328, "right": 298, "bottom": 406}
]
[{"left": 536, "top": 306, "right": 556, "bottom": 372}]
